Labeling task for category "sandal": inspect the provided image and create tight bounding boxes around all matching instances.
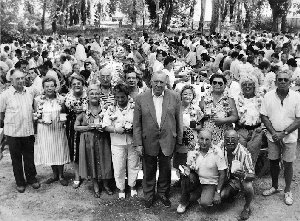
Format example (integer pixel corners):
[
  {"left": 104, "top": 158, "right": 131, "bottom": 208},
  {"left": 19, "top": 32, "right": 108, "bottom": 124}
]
[
  {"left": 262, "top": 187, "right": 281, "bottom": 196},
  {"left": 94, "top": 191, "right": 101, "bottom": 198},
  {"left": 240, "top": 207, "right": 251, "bottom": 220}
]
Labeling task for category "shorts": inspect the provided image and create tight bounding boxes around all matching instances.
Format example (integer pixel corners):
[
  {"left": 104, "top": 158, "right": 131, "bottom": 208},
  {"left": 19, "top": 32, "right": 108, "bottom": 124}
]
[
  {"left": 228, "top": 178, "right": 242, "bottom": 192},
  {"left": 267, "top": 140, "right": 297, "bottom": 162}
]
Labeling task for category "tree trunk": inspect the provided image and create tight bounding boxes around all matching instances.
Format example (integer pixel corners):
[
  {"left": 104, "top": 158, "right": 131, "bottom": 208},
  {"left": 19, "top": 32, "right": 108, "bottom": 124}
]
[
  {"left": 70, "top": 4, "right": 74, "bottom": 26},
  {"left": 160, "top": 0, "right": 172, "bottom": 32},
  {"left": 81, "top": 0, "right": 86, "bottom": 27},
  {"left": 210, "top": 0, "right": 220, "bottom": 34},
  {"left": 236, "top": 1, "right": 242, "bottom": 31},
  {"left": 272, "top": 8, "right": 280, "bottom": 32},
  {"left": 189, "top": 0, "right": 196, "bottom": 29},
  {"left": 166, "top": 0, "right": 173, "bottom": 27},
  {"left": 221, "top": 0, "right": 228, "bottom": 22},
  {"left": 229, "top": 0, "right": 236, "bottom": 22},
  {"left": 132, "top": 0, "right": 137, "bottom": 29},
  {"left": 281, "top": 13, "right": 287, "bottom": 33},
  {"left": 243, "top": 2, "right": 252, "bottom": 30},
  {"left": 155, "top": 0, "right": 160, "bottom": 28},
  {"left": 41, "top": 0, "right": 47, "bottom": 34},
  {"left": 198, "top": 0, "right": 206, "bottom": 32}
]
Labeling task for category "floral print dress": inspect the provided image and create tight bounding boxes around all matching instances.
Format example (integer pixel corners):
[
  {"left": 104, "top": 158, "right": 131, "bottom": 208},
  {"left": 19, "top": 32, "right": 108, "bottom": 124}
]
[
  {"left": 64, "top": 90, "right": 88, "bottom": 162},
  {"left": 76, "top": 106, "right": 113, "bottom": 180},
  {"left": 203, "top": 90, "right": 233, "bottom": 145}
]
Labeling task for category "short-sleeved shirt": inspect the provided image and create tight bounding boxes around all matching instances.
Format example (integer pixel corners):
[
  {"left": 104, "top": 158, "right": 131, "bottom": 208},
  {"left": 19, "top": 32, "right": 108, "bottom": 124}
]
[
  {"left": 261, "top": 89, "right": 300, "bottom": 143},
  {"left": 219, "top": 142, "right": 255, "bottom": 176},
  {"left": 0, "top": 86, "right": 37, "bottom": 137},
  {"left": 102, "top": 103, "right": 134, "bottom": 145},
  {"left": 187, "top": 146, "right": 227, "bottom": 185}
]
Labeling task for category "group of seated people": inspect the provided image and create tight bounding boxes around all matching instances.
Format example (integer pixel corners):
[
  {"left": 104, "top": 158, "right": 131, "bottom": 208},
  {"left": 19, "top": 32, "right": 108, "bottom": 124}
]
[{"left": 0, "top": 29, "right": 300, "bottom": 221}]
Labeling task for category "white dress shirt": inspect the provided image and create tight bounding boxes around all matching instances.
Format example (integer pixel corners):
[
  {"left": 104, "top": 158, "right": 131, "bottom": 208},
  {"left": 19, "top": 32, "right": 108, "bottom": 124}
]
[
  {"left": 152, "top": 90, "right": 164, "bottom": 127},
  {"left": 75, "top": 43, "right": 87, "bottom": 62},
  {"left": 261, "top": 89, "right": 300, "bottom": 143}
]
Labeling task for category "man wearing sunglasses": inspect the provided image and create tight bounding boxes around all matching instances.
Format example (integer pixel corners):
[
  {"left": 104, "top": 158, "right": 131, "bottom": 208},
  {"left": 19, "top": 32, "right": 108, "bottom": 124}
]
[{"left": 261, "top": 70, "right": 300, "bottom": 205}]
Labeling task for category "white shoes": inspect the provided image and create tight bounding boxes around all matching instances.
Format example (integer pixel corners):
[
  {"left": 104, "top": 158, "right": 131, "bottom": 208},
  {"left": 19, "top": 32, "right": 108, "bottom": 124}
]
[
  {"left": 177, "top": 204, "right": 187, "bottom": 214},
  {"left": 284, "top": 192, "right": 293, "bottom": 205},
  {"left": 131, "top": 189, "right": 138, "bottom": 197},
  {"left": 119, "top": 192, "right": 125, "bottom": 199}
]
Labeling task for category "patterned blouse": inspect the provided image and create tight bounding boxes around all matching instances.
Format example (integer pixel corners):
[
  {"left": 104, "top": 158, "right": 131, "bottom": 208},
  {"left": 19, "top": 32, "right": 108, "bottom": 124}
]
[
  {"left": 64, "top": 90, "right": 88, "bottom": 115},
  {"left": 202, "top": 90, "right": 233, "bottom": 145},
  {"left": 235, "top": 92, "right": 263, "bottom": 126}
]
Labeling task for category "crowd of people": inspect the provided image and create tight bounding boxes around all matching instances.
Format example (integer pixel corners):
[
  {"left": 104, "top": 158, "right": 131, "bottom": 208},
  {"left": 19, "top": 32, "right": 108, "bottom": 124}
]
[{"left": 0, "top": 29, "right": 300, "bottom": 220}]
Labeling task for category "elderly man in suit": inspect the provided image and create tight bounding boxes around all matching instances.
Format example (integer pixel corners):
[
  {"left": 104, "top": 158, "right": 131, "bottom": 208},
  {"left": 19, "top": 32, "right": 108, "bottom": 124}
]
[{"left": 133, "top": 71, "right": 183, "bottom": 208}]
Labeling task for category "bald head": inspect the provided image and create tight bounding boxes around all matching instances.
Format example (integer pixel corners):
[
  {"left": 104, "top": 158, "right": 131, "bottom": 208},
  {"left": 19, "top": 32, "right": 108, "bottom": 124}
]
[
  {"left": 199, "top": 129, "right": 212, "bottom": 139},
  {"left": 224, "top": 129, "right": 238, "bottom": 139}
]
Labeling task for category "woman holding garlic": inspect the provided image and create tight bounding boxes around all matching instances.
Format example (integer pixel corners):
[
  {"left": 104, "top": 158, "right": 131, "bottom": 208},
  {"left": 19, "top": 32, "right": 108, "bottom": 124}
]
[
  {"left": 34, "top": 76, "right": 70, "bottom": 186},
  {"left": 103, "top": 83, "right": 139, "bottom": 199}
]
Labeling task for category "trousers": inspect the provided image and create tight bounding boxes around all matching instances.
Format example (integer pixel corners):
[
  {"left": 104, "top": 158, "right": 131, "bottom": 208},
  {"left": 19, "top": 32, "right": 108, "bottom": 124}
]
[{"left": 7, "top": 136, "right": 37, "bottom": 186}]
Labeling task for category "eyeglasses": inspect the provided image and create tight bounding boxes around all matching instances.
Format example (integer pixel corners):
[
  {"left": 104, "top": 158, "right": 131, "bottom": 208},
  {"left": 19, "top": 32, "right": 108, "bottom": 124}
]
[
  {"left": 277, "top": 78, "right": 289, "bottom": 83},
  {"left": 241, "top": 83, "right": 254, "bottom": 87},
  {"left": 212, "top": 81, "right": 224, "bottom": 86}
]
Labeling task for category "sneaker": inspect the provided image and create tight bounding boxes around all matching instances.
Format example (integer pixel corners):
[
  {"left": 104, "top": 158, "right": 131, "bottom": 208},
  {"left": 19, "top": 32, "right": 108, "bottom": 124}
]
[
  {"left": 131, "top": 189, "right": 138, "bottom": 197},
  {"left": 262, "top": 187, "right": 281, "bottom": 196},
  {"left": 284, "top": 192, "right": 293, "bottom": 205},
  {"left": 119, "top": 192, "right": 126, "bottom": 199},
  {"left": 176, "top": 204, "right": 187, "bottom": 214}
]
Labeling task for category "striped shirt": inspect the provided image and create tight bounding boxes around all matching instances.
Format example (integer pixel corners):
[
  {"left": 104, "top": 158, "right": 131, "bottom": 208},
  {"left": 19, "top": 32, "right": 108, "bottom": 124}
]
[
  {"left": 100, "top": 90, "right": 115, "bottom": 106},
  {"left": 0, "top": 86, "right": 37, "bottom": 137},
  {"left": 220, "top": 142, "right": 255, "bottom": 175}
]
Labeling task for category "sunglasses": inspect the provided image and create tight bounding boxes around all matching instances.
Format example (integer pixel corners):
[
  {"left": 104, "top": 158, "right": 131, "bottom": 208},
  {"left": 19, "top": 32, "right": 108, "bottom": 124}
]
[
  {"left": 241, "top": 83, "right": 254, "bottom": 87},
  {"left": 277, "top": 78, "right": 289, "bottom": 83},
  {"left": 212, "top": 81, "right": 224, "bottom": 86}
]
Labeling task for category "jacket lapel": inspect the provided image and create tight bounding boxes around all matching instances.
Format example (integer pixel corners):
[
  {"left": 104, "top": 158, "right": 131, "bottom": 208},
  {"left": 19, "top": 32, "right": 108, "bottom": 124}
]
[
  {"left": 146, "top": 90, "right": 159, "bottom": 128},
  {"left": 160, "top": 90, "right": 170, "bottom": 128}
]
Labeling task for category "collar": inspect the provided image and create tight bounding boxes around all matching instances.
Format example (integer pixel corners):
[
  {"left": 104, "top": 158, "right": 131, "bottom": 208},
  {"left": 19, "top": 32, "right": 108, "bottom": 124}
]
[
  {"left": 12, "top": 86, "right": 26, "bottom": 94},
  {"left": 152, "top": 90, "right": 165, "bottom": 98}
]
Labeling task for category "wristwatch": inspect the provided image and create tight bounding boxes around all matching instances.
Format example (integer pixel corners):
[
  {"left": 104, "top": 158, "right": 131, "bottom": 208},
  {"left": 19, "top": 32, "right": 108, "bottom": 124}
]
[{"left": 283, "top": 129, "right": 289, "bottom": 135}]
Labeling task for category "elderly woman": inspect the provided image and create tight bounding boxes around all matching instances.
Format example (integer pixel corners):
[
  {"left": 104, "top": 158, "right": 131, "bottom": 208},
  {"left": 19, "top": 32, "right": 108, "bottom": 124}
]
[
  {"left": 74, "top": 84, "right": 113, "bottom": 198},
  {"left": 103, "top": 83, "right": 139, "bottom": 199},
  {"left": 235, "top": 74, "right": 264, "bottom": 167},
  {"left": 65, "top": 75, "right": 87, "bottom": 188},
  {"left": 200, "top": 74, "right": 238, "bottom": 145},
  {"left": 173, "top": 85, "right": 203, "bottom": 180},
  {"left": 34, "top": 76, "right": 70, "bottom": 186}
]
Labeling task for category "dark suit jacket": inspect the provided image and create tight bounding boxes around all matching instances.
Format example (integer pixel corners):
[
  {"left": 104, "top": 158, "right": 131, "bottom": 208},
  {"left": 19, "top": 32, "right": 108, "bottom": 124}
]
[{"left": 133, "top": 89, "right": 183, "bottom": 156}]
